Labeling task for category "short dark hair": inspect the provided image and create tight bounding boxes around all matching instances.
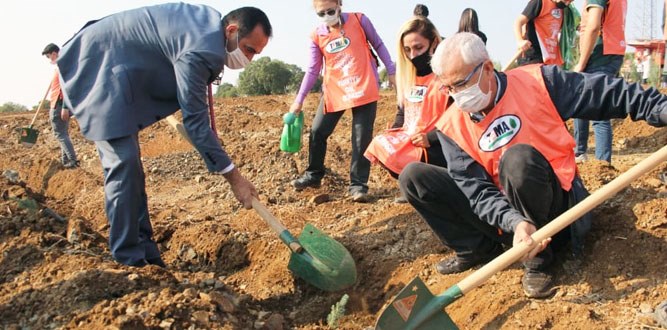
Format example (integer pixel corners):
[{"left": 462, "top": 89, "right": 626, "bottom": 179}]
[
  {"left": 42, "top": 43, "right": 59, "bottom": 55},
  {"left": 413, "top": 4, "right": 429, "bottom": 18},
  {"left": 222, "top": 7, "right": 272, "bottom": 39}
]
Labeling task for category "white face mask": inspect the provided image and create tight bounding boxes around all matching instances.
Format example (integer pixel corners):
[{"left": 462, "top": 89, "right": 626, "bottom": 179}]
[
  {"left": 225, "top": 33, "right": 250, "bottom": 70},
  {"left": 320, "top": 9, "right": 340, "bottom": 26},
  {"left": 450, "top": 66, "right": 491, "bottom": 113}
]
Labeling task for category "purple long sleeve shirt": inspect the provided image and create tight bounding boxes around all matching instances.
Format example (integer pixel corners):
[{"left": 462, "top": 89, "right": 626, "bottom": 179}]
[{"left": 295, "top": 12, "right": 396, "bottom": 104}]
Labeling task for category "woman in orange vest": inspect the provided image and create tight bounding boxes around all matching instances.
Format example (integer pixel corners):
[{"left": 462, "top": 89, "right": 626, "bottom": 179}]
[
  {"left": 287, "top": 0, "right": 396, "bottom": 203},
  {"left": 364, "top": 6, "right": 449, "bottom": 195}
]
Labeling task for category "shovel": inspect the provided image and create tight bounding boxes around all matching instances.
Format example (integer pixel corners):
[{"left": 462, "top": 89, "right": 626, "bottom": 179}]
[
  {"left": 252, "top": 198, "right": 357, "bottom": 292},
  {"left": 376, "top": 145, "right": 667, "bottom": 330},
  {"left": 502, "top": 50, "right": 524, "bottom": 72},
  {"left": 164, "top": 84, "right": 216, "bottom": 145},
  {"left": 166, "top": 93, "right": 357, "bottom": 291},
  {"left": 19, "top": 82, "right": 52, "bottom": 147},
  {"left": 165, "top": 115, "right": 193, "bottom": 145}
]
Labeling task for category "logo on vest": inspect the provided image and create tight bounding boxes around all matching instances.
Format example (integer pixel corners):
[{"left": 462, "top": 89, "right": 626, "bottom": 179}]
[
  {"left": 406, "top": 85, "right": 427, "bottom": 103},
  {"left": 551, "top": 9, "right": 562, "bottom": 19},
  {"left": 479, "top": 115, "right": 521, "bottom": 152},
  {"left": 325, "top": 37, "right": 351, "bottom": 54}
]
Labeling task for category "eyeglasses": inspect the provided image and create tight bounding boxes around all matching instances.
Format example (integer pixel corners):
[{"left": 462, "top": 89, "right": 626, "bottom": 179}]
[
  {"left": 443, "top": 62, "right": 484, "bottom": 94},
  {"left": 317, "top": 8, "right": 337, "bottom": 17}
]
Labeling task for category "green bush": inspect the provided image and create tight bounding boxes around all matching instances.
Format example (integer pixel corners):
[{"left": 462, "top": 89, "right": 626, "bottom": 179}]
[
  {"left": 0, "top": 102, "right": 28, "bottom": 113},
  {"left": 215, "top": 83, "right": 238, "bottom": 98}
]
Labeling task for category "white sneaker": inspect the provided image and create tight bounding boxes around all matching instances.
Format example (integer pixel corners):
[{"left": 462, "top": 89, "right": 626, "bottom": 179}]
[
  {"left": 351, "top": 191, "right": 370, "bottom": 203},
  {"left": 575, "top": 154, "right": 588, "bottom": 164}
]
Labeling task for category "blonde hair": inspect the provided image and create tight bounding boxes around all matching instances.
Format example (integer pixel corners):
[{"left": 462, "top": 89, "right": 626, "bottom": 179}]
[
  {"left": 313, "top": 0, "right": 341, "bottom": 6},
  {"left": 396, "top": 16, "right": 442, "bottom": 107}
]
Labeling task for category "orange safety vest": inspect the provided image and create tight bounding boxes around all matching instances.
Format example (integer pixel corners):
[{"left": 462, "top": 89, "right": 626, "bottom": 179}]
[
  {"left": 582, "top": 0, "right": 627, "bottom": 55},
  {"left": 49, "top": 68, "right": 62, "bottom": 109},
  {"left": 437, "top": 65, "right": 576, "bottom": 191},
  {"left": 311, "top": 13, "right": 379, "bottom": 113},
  {"left": 364, "top": 73, "right": 448, "bottom": 174},
  {"left": 534, "top": 0, "right": 564, "bottom": 65}
]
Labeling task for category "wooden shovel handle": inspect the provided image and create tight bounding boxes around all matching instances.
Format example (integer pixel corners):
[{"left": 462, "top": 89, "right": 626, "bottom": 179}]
[
  {"left": 251, "top": 198, "right": 303, "bottom": 253},
  {"left": 165, "top": 114, "right": 194, "bottom": 146},
  {"left": 458, "top": 145, "right": 667, "bottom": 294},
  {"left": 502, "top": 50, "right": 524, "bottom": 72},
  {"left": 29, "top": 82, "right": 54, "bottom": 127}
]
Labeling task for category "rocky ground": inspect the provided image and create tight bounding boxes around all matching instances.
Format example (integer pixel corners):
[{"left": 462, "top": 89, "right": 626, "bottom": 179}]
[{"left": 0, "top": 90, "right": 665, "bottom": 330}]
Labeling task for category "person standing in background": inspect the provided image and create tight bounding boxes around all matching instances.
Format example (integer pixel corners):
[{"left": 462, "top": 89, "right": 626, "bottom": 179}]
[
  {"left": 458, "top": 8, "right": 487, "bottom": 45},
  {"left": 287, "top": 0, "right": 396, "bottom": 203},
  {"left": 42, "top": 43, "right": 78, "bottom": 169},
  {"left": 572, "top": 0, "right": 627, "bottom": 164},
  {"left": 641, "top": 49, "right": 651, "bottom": 84},
  {"left": 514, "top": 0, "right": 574, "bottom": 66}
]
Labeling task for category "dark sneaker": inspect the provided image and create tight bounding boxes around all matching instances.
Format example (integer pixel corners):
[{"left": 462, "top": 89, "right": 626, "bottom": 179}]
[
  {"left": 146, "top": 257, "right": 167, "bottom": 268},
  {"left": 522, "top": 270, "right": 555, "bottom": 298},
  {"left": 351, "top": 191, "right": 370, "bottom": 203},
  {"left": 435, "top": 244, "right": 503, "bottom": 275},
  {"left": 655, "top": 300, "right": 667, "bottom": 328},
  {"left": 291, "top": 176, "right": 321, "bottom": 191}
]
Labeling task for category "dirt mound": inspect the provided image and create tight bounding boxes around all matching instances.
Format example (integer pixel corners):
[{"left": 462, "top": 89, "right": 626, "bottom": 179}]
[{"left": 0, "top": 91, "right": 665, "bottom": 329}]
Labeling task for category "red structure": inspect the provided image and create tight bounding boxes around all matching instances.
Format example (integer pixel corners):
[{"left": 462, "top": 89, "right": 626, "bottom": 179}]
[{"left": 628, "top": 39, "right": 666, "bottom": 68}]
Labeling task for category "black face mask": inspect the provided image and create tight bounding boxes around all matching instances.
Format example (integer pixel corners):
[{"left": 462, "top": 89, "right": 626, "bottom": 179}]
[
  {"left": 555, "top": 1, "right": 568, "bottom": 9},
  {"left": 410, "top": 51, "right": 433, "bottom": 77}
]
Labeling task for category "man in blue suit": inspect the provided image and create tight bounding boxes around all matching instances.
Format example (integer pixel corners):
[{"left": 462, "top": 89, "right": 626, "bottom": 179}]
[{"left": 57, "top": 4, "right": 272, "bottom": 267}]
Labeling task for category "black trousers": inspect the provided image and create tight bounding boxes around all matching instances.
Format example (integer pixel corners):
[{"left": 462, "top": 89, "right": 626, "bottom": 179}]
[
  {"left": 303, "top": 98, "right": 377, "bottom": 194},
  {"left": 399, "top": 144, "right": 570, "bottom": 270}
]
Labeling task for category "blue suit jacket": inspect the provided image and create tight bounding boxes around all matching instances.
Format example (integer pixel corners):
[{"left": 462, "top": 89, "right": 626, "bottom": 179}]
[{"left": 58, "top": 3, "right": 232, "bottom": 172}]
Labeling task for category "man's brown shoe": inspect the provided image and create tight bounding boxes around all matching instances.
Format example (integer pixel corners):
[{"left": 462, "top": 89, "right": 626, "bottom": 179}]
[{"left": 522, "top": 270, "right": 555, "bottom": 298}]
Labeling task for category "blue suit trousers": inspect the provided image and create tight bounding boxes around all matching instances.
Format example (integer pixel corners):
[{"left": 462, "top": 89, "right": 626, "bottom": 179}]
[{"left": 95, "top": 134, "right": 161, "bottom": 266}]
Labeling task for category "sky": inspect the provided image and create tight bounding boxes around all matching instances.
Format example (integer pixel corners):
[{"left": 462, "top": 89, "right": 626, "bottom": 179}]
[{"left": 0, "top": 0, "right": 662, "bottom": 108}]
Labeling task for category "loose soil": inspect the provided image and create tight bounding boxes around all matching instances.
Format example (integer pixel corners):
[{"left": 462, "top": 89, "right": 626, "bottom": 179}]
[{"left": 0, "top": 91, "right": 665, "bottom": 330}]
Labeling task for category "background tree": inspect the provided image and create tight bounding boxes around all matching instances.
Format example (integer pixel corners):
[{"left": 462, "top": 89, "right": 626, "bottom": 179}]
[
  {"left": 378, "top": 68, "right": 389, "bottom": 90},
  {"left": 264, "top": 60, "right": 293, "bottom": 94},
  {"left": 0, "top": 102, "right": 28, "bottom": 113},
  {"left": 215, "top": 83, "right": 239, "bottom": 98},
  {"left": 218, "top": 58, "right": 322, "bottom": 97},
  {"left": 238, "top": 57, "right": 302, "bottom": 96}
]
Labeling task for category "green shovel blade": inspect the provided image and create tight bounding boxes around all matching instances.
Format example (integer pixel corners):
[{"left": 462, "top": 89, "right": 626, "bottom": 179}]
[
  {"left": 287, "top": 223, "right": 357, "bottom": 292},
  {"left": 375, "top": 277, "right": 460, "bottom": 330}
]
